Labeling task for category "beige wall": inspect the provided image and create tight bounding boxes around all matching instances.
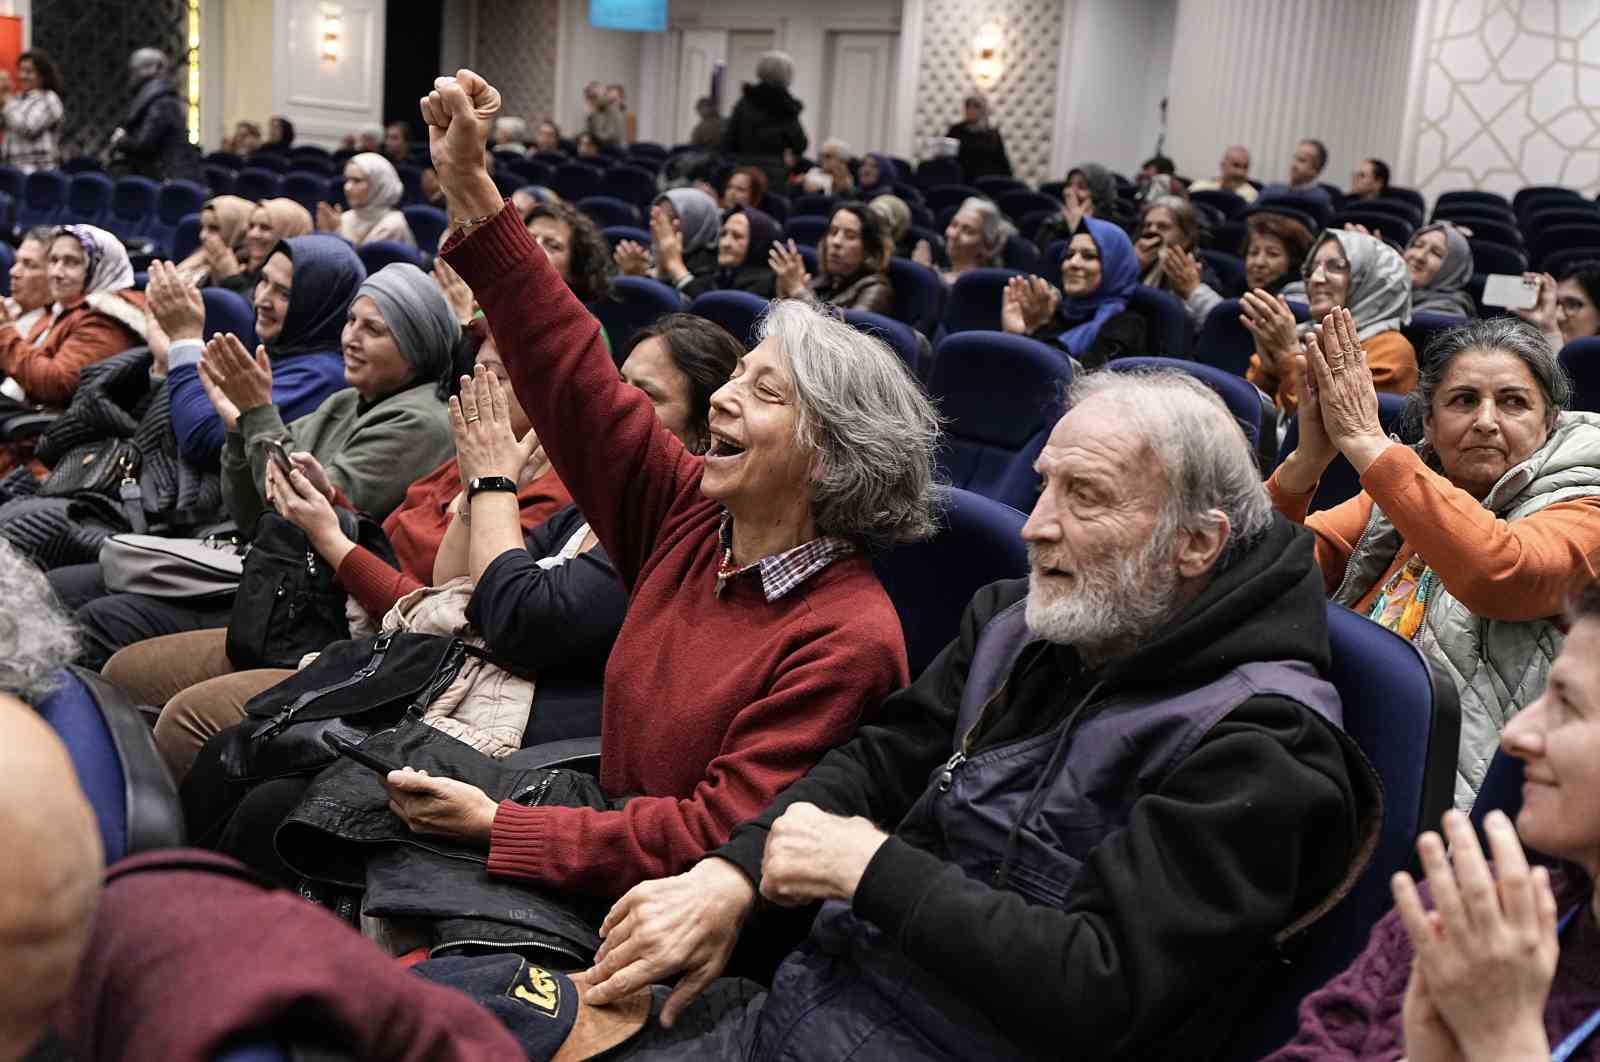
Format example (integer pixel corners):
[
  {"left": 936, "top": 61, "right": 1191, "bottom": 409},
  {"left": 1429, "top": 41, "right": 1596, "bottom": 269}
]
[{"left": 220, "top": 0, "right": 276, "bottom": 148}]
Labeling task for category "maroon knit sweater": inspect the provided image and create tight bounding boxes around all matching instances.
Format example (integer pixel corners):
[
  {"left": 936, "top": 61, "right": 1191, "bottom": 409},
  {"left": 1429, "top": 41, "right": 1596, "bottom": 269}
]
[
  {"left": 1266, "top": 872, "right": 1600, "bottom": 1061},
  {"left": 443, "top": 206, "right": 909, "bottom": 899}
]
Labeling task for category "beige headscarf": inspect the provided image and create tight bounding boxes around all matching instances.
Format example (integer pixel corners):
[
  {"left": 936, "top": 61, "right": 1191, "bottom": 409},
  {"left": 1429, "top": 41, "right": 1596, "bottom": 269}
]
[{"left": 176, "top": 195, "right": 254, "bottom": 284}]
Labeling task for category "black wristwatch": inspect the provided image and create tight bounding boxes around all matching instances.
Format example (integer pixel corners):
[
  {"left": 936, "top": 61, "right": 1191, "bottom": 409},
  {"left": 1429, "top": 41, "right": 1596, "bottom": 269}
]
[{"left": 467, "top": 475, "right": 518, "bottom": 500}]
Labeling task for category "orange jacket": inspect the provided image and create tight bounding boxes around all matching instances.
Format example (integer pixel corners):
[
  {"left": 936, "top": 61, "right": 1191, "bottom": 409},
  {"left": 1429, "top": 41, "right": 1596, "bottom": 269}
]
[
  {"left": 0, "top": 290, "right": 148, "bottom": 407},
  {"left": 1249, "top": 328, "right": 1418, "bottom": 413},
  {"left": 1267, "top": 444, "right": 1600, "bottom": 621}
]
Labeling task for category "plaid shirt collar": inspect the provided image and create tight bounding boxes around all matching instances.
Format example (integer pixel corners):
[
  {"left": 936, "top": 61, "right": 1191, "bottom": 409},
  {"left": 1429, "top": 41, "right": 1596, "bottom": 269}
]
[{"left": 715, "top": 510, "right": 855, "bottom": 602}]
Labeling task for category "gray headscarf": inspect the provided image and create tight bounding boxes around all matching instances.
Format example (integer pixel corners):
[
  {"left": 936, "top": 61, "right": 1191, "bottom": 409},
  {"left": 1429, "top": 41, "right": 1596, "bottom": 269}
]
[
  {"left": 1299, "top": 229, "right": 1413, "bottom": 341},
  {"left": 1408, "top": 222, "right": 1477, "bottom": 318},
  {"left": 657, "top": 188, "right": 722, "bottom": 257},
  {"left": 355, "top": 263, "right": 460, "bottom": 399},
  {"left": 1067, "top": 162, "right": 1120, "bottom": 218}
]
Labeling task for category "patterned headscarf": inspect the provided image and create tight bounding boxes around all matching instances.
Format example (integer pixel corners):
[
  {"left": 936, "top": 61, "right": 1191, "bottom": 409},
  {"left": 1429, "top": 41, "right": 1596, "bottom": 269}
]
[
  {"left": 53, "top": 224, "right": 134, "bottom": 300},
  {"left": 1300, "top": 229, "right": 1413, "bottom": 340}
]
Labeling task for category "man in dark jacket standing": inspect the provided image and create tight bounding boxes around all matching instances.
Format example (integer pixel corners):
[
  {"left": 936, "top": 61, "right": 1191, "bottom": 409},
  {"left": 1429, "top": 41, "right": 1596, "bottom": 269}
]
[
  {"left": 580, "top": 369, "right": 1383, "bottom": 1061},
  {"left": 722, "top": 51, "right": 807, "bottom": 195},
  {"left": 946, "top": 94, "right": 1012, "bottom": 182},
  {"left": 109, "top": 48, "right": 198, "bottom": 181}
]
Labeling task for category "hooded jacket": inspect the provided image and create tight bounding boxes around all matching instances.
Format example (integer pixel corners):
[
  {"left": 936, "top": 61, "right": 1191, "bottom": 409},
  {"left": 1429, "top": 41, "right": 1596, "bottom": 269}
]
[
  {"left": 713, "top": 515, "right": 1381, "bottom": 1061},
  {"left": 117, "top": 76, "right": 199, "bottom": 181},
  {"left": 723, "top": 82, "right": 808, "bottom": 190}
]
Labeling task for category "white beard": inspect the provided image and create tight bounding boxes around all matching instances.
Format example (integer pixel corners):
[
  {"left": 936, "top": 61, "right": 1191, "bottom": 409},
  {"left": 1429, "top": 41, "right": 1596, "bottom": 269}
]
[{"left": 1025, "top": 528, "right": 1181, "bottom": 656}]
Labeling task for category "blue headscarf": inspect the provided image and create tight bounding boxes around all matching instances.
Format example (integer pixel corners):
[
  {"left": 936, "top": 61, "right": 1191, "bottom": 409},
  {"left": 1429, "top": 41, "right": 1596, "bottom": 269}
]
[
  {"left": 862, "top": 153, "right": 900, "bottom": 192},
  {"left": 268, "top": 234, "right": 367, "bottom": 358},
  {"left": 1055, "top": 217, "right": 1138, "bottom": 358}
]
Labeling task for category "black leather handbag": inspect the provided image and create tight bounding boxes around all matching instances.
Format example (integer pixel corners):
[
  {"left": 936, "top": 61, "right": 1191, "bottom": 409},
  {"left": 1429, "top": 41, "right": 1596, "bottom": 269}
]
[
  {"left": 38, "top": 438, "right": 142, "bottom": 497},
  {"left": 224, "top": 508, "right": 397, "bottom": 671}
]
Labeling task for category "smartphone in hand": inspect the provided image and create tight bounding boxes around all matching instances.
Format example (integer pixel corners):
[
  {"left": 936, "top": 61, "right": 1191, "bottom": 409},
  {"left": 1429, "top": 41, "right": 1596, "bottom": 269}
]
[
  {"left": 322, "top": 732, "right": 404, "bottom": 776},
  {"left": 1481, "top": 273, "right": 1539, "bottom": 311},
  {"left": 260, "top": 437, "right": 295, "bottom": 478}
]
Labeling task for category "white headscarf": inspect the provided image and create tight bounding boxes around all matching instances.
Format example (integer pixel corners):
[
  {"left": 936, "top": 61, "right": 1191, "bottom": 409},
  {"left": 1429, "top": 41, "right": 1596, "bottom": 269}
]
[{"left": 343, "top": 152, "right": 405, "bottom": 243}]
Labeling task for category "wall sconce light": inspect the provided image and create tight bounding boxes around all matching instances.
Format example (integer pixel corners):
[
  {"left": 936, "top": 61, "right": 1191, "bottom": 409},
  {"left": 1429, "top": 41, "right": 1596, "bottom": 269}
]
[
  {"left": 320, "top": 7, "right": 343, "bottom": 64},
  {"left": 972, "top": 22, "right": 1003, "bottom": 90}
]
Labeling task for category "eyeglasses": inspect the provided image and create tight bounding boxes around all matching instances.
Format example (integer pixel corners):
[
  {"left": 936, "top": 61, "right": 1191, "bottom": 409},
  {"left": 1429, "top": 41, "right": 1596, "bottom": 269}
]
[{"left": 1308, "top": 258, "right": 1351, "bottom": 280}]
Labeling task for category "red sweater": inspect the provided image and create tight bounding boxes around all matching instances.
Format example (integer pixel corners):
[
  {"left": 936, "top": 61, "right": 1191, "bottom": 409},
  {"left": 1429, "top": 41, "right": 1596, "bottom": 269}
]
[
  {"left": 444, "top": 206, "right": 909, "bottom": 898},
  {"left": 334, "top": 457, "right": 572, "bottom": 618}
]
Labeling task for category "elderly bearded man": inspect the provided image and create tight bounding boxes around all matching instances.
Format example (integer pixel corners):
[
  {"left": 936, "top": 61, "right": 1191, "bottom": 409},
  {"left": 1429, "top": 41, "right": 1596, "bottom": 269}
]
[{"left": 573, "top": 367, "right": 1383, "bottom": 1061}]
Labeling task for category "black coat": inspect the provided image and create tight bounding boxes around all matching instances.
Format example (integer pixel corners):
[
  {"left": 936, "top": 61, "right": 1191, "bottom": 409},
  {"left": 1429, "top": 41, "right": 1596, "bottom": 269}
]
[
  {"left": 723, "top": 82, "right": 808, "bottom": 190},
  {"left": 114, "top": 77, "right": 199, "bottom": 181},
  {"left": 945, "top": 121, "right": 1012, "bottom": 182}
]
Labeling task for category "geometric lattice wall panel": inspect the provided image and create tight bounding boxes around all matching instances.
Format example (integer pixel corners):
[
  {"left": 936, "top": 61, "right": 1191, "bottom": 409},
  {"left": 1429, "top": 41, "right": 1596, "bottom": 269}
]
[
  {"left": 913, "top": 0, "right": 1064, "bottom": 185},
  {"left": 1406, "top": 0, "right": 1600, "bottom": 201},
  {"left": 476, "top": 0, "right": 560, "bottom": 129},
  {"left": 34, "top": 0, "right": 191, "bottom": 159}
]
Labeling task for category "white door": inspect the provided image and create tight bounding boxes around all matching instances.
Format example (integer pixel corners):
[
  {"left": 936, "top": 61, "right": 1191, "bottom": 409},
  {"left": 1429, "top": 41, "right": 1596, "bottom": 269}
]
[
  {"left": 822, "top": 32, "right": 898, "bottom": 157},
  {"left": 724, "top": 30, "right": 775, "bottom": 102},
  {"left": 674, "top": 30, "right": 728, "bottom": 145}
]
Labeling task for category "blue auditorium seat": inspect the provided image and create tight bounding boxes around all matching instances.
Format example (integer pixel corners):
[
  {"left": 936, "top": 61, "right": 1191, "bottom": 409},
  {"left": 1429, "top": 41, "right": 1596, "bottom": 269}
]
[
  {"left": 1001, "top": 235, "right": 1040, "bottom": 273},
  {"left": 601, "top": 224, "right": 652, "bottom": 251},
  {"left": 1224, "top": 603, "right": 1460, "bottom": 1060},
  {"left": 588, "top": 277, "right": 685, "bottom": 363},
  {"left": 924, "top": 183, "right": 981, "bottom": 215},
  {"left": 0, "top": 241, "right": 12, "bottom": 295},
  {"left": 996, "top": 190, "right": 1058, "bottom": 224},
  {"left": 1403, "top": 311, "right": 1468, "bottom": 368},
  {"left": 888, "top": 257, "right": 946, "bottom": 337},
  {"left": 170, "top": 214, "right": 203, "bottom": 264},
  {"left": 842, "top": 309, "right": 924, "bottom": 379},
  {"left": 0, "top": 164, "right": 20, "bottom": 200},
  {"left": 1109, "top": 355, "right": 1266, "bottom": 449},
  {"left": 1190, "top": 188, "right": 1248, "bottom": 219},
  {"left": 1469, "top": 239, "right": 1527, "bottom": 274},
  {"left": 761, "top": 192, "right": 791, "bottom": 223},
  {"left": 1436, "top": 189, "right": 1510, "bottom": 213},
  {"left": 402, "top": 205, "right": 449, "bottom": 252},
  {"left": 1198, "top": 250, "right": 1246, "bottom": 296},
  {"left": 489, "top": 169, "right": 522, "bottom": 199},
  {"left": 576, "top": 195, "right": 641, "bottom": 229},
  {"left": 356, "top": 240, "right": 423, "bottom": 274},
  {"left": 393, "top": 162, "right": 423, "bottom": 205},
  {"left": 597, "top": 165, "right": 658, "bottom": 210},
  {"left": 279, "top": 171, "right": 327, "bottom": 215},
  {"left": 974, "top": 176, "right": 1027, "bottom": 199},
  {"left": 689, "top": 289, "right": 768, "bottom": 349},
  {"left": 942, "top": 268, "right": 1022, "bottom": 335},
  {"left": 1194, "top": 299, "right": 1257, "bottom": 378},
  {"left": 61, "top": 156, "right": 102, "bottom": 174},
  {"left": 145, "top": 180, "right": 208, "bottom": 256},
  {"left": 784, "top": 216, "right": 829, "bottom": 247},
  {"left": 871, "top": 487, "right": 1029, "bottom": 677},
  {"left": 927, "top": 331, "right": 1071, "bottom": 510},
  {"left": 1559, "top": 336, "right": 1600, "bottom": 413},
  {"left": 1126, "top": 284, "right": 1190, "bottom": 357},
  {"left": 16, "top": 168, "right": 66, "bottom": 229},
  {"left": 63, "top": 171, "right": 114, "bottom": 226},
  {"left": 232, "top": 167, "right": 283, "bottom": 203},
  {"left": 244, "top": 151, "right": 288, "bottom": 174},
  {"left": 789, "top": 194, "right": 837, "bottom": 219},
  {"left": 913, "top": 157, "right": 963, "bottom": 191},
  {"left": 105, "top": 176, "right": 160, "bottom": 242},
  {"left": 202, "top": 287, "right": 258, "bottom": 348},
  {"left": 1276, "top": 392, "right": 1414, "bottom": 511},
  {"left": 203, "top": 164, "right": 236, "bottom": 197},
  {"left": 1357, "top": 197, "right": 1425, "bottom": 226},
  {"left": 551, "top": 162, "right": 604, "bottom": 204},
  {"left": 33, "top": 667, "right": 185, "bottom": 862},
  {"left": 1334, "top": 208, "right": 1415, "bottom": 247}
]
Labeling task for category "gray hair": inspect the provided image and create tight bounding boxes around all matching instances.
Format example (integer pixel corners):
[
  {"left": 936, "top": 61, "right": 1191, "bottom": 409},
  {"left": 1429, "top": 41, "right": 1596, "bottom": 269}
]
[
  {"left": 0, "top": 540, "right": 77, "bottom": 703},
  {"left": 759, "top": 298, "right": 942, "bottom": 546},
  {"left": 956, "top": 197, "right": 1014, "bottom": 262},
  {"left": 496, "top": 116, "right": 528, "bottom": 142},
  {"left": 756, "top": 51, "right": 795, "bottom": 88},
  {"left": 1410, "top": 317, "right": 1570, "bottom": 435},
  {"left": 1066, "top": 369, "right": 1274, "bottom": 556},
  {"left": 821, "top": 138, "right": 852, "bottom": 160},
  {"left": 1144, "top": 194, "right": 1200, "bottom": 250},
  {"left": 20, "top": 226, "right": 54, "bottom": 247},
  {"left": 129, "top": 47, "right": 168, "bottom": 80}
]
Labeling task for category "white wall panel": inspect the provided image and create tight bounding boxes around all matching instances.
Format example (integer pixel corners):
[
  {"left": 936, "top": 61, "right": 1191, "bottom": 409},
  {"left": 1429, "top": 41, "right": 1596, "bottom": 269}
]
[
  {"left": 273, "top": 0, "right": 386, "bottom": 148},
  {"left": 824, "top": 32, "right": 897, "bottom": 155},
  {"left": 1165, "top": 0, "right": 1418, "bottom": 192},
  {"left": 1053, "top": 0, "right": 1175, "bottom": 179}
]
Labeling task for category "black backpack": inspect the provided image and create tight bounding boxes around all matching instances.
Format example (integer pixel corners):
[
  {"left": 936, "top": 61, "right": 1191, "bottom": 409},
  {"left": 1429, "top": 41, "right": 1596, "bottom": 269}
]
[{"left": 225, "top": 509, "right": 397, "bottom": 670}]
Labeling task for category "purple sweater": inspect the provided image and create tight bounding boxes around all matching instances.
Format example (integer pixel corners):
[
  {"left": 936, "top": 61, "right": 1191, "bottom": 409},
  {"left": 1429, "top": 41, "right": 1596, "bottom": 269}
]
[{"left": 1267, "top": 872, "right": 1600, "bottom": 1061}]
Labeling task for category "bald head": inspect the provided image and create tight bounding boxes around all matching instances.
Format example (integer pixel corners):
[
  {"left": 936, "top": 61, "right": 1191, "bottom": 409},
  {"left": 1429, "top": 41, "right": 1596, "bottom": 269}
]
[
  {"left": 0, "top": 695, "right": 102, "bottom": 1061},
  {"left": 128, "top": 47, "right": 168, "bottom": 84}
]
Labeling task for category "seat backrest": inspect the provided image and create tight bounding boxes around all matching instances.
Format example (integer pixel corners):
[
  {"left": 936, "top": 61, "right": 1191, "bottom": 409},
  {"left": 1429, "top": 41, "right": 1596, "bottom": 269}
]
[
  {"left": 887, "top": 257, "right": 946, "bottom": 336},
  {"left": 784, "top": 215, "right": 829, "bottom": 247},
  {"left": 688, "top": 289, "right": 768, "bottom": 350},
  {"left": 928, "top": 331, "right": 1070, "bottom": 506},
  {"left": 761, "top": 192, "right": 791, "bottom": 223},
  {"left": 1195, "top": 298, "right": 1256, "bottom": 377},
  {"left": 1334, "top": 209, "right": 1415, "bottom": 247},
  {"left": 1356, "top": 197, "right": 1425, "bottom": 226},
  {"left": 1108, "top": 355, "right": 1263, "bottom": 447},
  {"left": 552, "top": 162, "right": 604, "bottom": 202},
  {"left": 576, "top": 195, "right": 641, "bottom": 228},
  {"left": 169, "top": 213, "right": 203, "bottom": 262},
  {"left": 871, "top": 487, "right": 1029, "bottom": 677},
  {"left": 601, "top": 224, "right": 652, "bottom": 250},
  {"left": 105, "top": 176, "right": 160, "bottom": 240},
  {"left": 1560, "top": 336, "right": 1600, "bottom": 413},
  {"left": 1198, "top": 250, "right": 1245, "bottom": 297},
  {"left": 1467, "top": 238, "right": 1528, "bottom": 274},
  {"left": 32, "top": 667, "right": 186, "bottom": 862},
  {"left": 202, "top": 286, "right": 258, "bottom": 348},
  {"left": 913, "top": 157, "right": 964, "bottom": 191},
  {"left": 1276, "top": 392, "right": 1414, "bottom": 510},
  {"left": 974, "top": 175, "right": 1026, "bottom": 198},
  {"left": 996, "top": 191, "right": 1058, "bottom": 223},
  {"left": 0, "top": 163, "right": 24, "bottom": 199},
  {"left": 1189, "top": 188, "right": 1248, "bottom": 220},
  {"left": 1402, "top": 311, "right": 1469, "bottom": 369},
  {"left": 402, "top": 205, "right": 449, "bottom": 251},
  {"left": 842, "top": 308, "right": 923, "bottom": 379},
  {"left": 1532, "top": 223, "right": 1600, "bottom": 268},
  {"left": 789, "top": 194, "right": 837, "bottom": 219},
  {"left": 356, "top": 240, "right": 423, "bottom": 275},
  {"left": 588, "top": 276, "right": 685, "bottom": 361},
  {"left": 1437, "top": 189, "right": 1510, "bottom": 211},
  {"left": 1256, "top": 192, "right": 1332, "bottom": 232},
  {"left": 1125, "top": 285, "right": 1189, "bottom": 357},
  {"left": 0, "top": 241, "right": 12, "bottom": 295},
  {"left": 232, "top": 168, "right": 284, "bottom": 203},
  {"left": 17, "top": 169, "right": 66, "bottom": 227},
  {"left": 1387, "top": 187, "right": 1426, "bottom": 214},
  {"left": 1223, "top": 602, "right": 1461, "bottom": 1061},
  {"left": 924, "top": 183, "right": 982, "bottom": 215},
  {"left": 64, "top": 172, "right": 114, "bottom": 225},
  {"left": 155, "top": 179, "right": 208, "bottom": 224},
  {"left": 1001, "top": 234, "right": 1039, "bottom": 272},
  {"left": 942, "top": 267, "right": 1021, "bottom": 334},
  {"left": 279, "top": 172, "right": 327, "bottom": 214}
]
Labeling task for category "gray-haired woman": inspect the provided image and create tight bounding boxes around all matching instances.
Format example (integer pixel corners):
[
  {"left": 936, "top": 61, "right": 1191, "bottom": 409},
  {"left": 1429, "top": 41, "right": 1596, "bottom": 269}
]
[
  {"left": 366, "top": 69, "right": 942, "bottom": 900},
  {"left": 914, "top": 195, "right": 1012, "bottom": 287},
  {"left": 1269, "top": 312, "right": 1600, "bottom": 808},
  {"left": 723, "top": 49, "right": 808, "bottom": 194},
  {"left": 1136, "top": 194, "right": 1225, "bottom": 332}
]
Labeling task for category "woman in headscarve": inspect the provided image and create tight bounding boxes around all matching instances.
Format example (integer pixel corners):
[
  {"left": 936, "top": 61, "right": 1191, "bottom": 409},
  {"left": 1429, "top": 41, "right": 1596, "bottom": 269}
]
[
  {"left": 1244, "top": 228, "right": 1417, "bottom": 413},
  {"left": 1002, "top": 216, "right": 1143, "bottom": 368},
  {"left": 709, "top": 206, "right": 781, "bottom": 297},
  {"left": 614, "top": 187, "right": 722, "bottom": 297},
  {"left": 211, "top": 198, "right": 314, "bottom": 300},
  {"left": 857, "top": 152, "right": 900, "bottom": 197},
  {"left": 317, "top": 152, "right": 416, "bottom": 247},
  {"left": 1405, "top": 222, "right": 1477, "bottom": 318},
  {"left": 0, "top": 224, "right": 147, "bottom": 408},
  {"left": 176, "top": 195, "right": 255, "bottom": 288},
  {"left": 1033, "top": 161, "right": 1138, "bottom": 249}
]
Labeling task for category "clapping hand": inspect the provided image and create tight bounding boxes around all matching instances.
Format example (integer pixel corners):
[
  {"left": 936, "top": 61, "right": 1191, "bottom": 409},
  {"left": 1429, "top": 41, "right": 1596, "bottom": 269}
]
[
  {"left": 1134, "top": 233, "right": 1163, "bottom": 272},
  {"left": 1303, "top": 308, "right": 1390, "bottom": 474},
  {"left": 1239, "top": 288, "right": 1301, "bottom": 377},
  {"left": 1394, "top": 810, "right": 1558, "bottom": 1062},
  {"left": 1063, "top": 185, "right": 1093, "bottom": 230},
  {"left": 769, "top": 239, "right": 810, "bottom": 298},
  {"left": 201, "top": 232, "right": 242, "bottom": 280},
  {"left": 613, "top": 240, "right": 651, "bottom": 277},
  {"left": 316, "top": 201, "right": 342, "bottom": 234},
  {"left": 197, "top": 332, "right": 275, "bottom": 436},
  {"left": 1160, "top": 246, "right": 1202, "bottom": 297},
  {"left": 145, "top": 260, "right": 206, "bottom": 344},
  {"left": 649, "top": 204, "right": 686, "bottom": 280},
  {"left": 911, "top": 239, "right": 934, "bottom": 267},
  {"left": 432, "top": 256, "right": 477, "bottom": 323},
  {"left": 449, "top": 364, "right": 535, "bottom": 484},
  {"left": 1001, "top": 275, "right": 1060, "bottom": 336}
]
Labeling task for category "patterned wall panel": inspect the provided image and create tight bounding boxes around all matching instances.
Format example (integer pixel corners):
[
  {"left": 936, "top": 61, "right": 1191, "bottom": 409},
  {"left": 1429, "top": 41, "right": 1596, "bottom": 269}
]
[
  {"left": 1406, "top": 0, "right": 1600, "bottom": 201},
  {"left": 34, "top": 0, "right": 192, "bottom": 159},
  {"left": 475, "top": 0, "right": 560, "bottom": 129},
  {"left": 913, "top": 0, "right": 1063, "bottom": 185}
]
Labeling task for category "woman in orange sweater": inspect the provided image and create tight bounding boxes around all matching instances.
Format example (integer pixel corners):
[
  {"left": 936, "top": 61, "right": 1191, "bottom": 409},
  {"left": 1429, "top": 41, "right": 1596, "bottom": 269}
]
[
  {"left": 1243, "top": 227, "right": 1416, "bottom": 416},
  {"left": 1269, "top": 311, "right": 1600, "bottom": 808}
]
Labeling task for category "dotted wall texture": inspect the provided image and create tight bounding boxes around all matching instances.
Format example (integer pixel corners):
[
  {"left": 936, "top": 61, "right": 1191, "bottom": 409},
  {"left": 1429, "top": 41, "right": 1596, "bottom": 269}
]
[
  {"left": 1411, "top": 0, "right": 1600, "bottom": 200},
  {"left": 913, "top": 0, "right": 1064, "bottom": 184},
  {"left": 475, "top": 0, "right": 561, "bottom": 128}
]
